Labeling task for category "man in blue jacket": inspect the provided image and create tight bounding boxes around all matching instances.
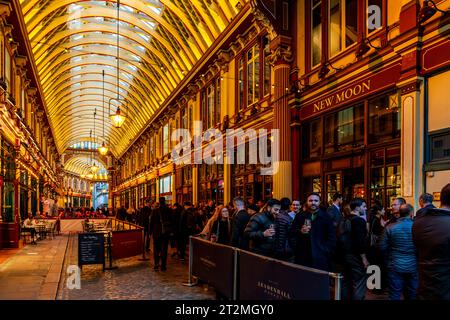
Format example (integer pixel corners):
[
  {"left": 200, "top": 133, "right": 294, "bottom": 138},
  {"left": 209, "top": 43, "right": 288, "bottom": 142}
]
[
  {"left": 290, "top": 193, "right": 336, "bottom": 272},
  {"left": 380, "top": 203, "right": 417, "bottom": 300}
]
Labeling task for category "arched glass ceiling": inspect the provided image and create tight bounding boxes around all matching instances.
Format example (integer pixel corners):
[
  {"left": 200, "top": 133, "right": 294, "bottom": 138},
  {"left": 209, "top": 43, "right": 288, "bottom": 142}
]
[
  {"left": 64, "top": 154, "right": 108, "bottom": 176},
  {"left": 19, "top": 0, "right": 243, "bottom": 169}
]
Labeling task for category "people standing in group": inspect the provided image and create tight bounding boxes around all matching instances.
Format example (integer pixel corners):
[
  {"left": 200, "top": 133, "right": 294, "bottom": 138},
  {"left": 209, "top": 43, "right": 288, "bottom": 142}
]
[
  {"left": 413, "top": 183, "right": 450, "bottom": 300},
  {"left": 230, "top": 198, "right": 251, "bottom": 250},
  {"left": 289, "top": 200, "right": 301, "bottom": 221},
  {"left": 177, "top": 201, "right": 196, "bottom": 261},
  {"left": 379, "top": 203, "right": 418, "bottom": 300},
  {"left": 415, "top": 193, "right": 435, "bottom": 219},
  {"left": 244, "top": 199, "right": 281, "bottom": 258},
  {"left": 337, "top": 198, "right": 369, "bottom": 300},
  {"left": 206, "top": 200, "right": 216, "bottom": 219},
  {"left": 368, "top": 203, "right": 387, "bottom": 292},
  {"left": 290, "top": 193, "right": 336, "bottom": 272},
  {"left": 149, "top": 197, "right": 175, "bottom": 271},
  {"left": 327, "top": 193, "right": 343, "bottom": 228},
  {"left": 274, "top": 198, "right": 294, "bottom": 261},
  {"left": 387, "top": 197, "right": 406, "bottom": 226},
  {"left": 170, "top": 203, "right": 183, "bottom": 258},
  {"left": 256, "top": 200, "right": 265, "bottom": 212},
  {"left": 202, "top": 206, "right": 232, "bottom": 245},
  {"left": 126, "top": 206, "right": 135, "bottom": 223},
  {"left": 136, "top": 199, "right": 152, "bottom": 252}
]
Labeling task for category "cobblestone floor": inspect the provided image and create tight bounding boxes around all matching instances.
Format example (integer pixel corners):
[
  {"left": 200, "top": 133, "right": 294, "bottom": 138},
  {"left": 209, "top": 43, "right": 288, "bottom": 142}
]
[{"left": 57, "top": 233, "right": 216, "bottom": 300}]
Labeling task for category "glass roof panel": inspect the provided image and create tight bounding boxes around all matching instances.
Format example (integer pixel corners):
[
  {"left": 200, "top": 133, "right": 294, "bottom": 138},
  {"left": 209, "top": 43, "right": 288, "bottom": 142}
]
[{"left": 20, "top": 0, "right": 243, "bottom": 174}]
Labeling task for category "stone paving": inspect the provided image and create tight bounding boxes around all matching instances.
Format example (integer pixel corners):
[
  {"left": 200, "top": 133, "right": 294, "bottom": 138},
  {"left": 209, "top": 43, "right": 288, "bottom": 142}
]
[
  {"left": 0, "top": 234, "right": 69, "bottom": 300},
  {"left": 57, "top": 233, "right": 216, "bottom": 300},
  {"left": 0, "top": 230, "right": 388, "bottom": 301}
]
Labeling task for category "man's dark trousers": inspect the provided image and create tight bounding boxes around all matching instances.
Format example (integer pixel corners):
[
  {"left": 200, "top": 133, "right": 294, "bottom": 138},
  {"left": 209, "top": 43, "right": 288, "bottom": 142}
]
[
  {"left": 153, "top": 235, "right": 169, "bottom": 269},
  {"left": 343, "top": 254, "right": 367, "bottom": 300}
]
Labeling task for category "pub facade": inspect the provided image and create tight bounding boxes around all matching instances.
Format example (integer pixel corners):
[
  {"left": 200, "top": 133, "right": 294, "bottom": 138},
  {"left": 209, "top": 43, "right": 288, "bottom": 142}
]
[{"left": 112, "top": 0, "right": 450, "bottom": 211}]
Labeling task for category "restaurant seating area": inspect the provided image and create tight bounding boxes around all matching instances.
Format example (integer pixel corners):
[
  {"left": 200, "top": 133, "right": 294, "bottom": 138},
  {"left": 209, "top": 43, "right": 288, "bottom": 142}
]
[{"left": 20, "top": 219, "right": 60, "bottom": 245}]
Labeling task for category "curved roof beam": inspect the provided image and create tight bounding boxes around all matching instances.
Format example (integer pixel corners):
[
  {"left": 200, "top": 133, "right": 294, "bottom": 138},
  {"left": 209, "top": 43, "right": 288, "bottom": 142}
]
[
  {"left": 35, "top": 32, "right": 185, "bottom": 84},
  {"left": 40, "top": 57, "right": 170, "bottom": 99},
  {"left": 45, "top": 78, "right": 150, "bottom": 111},
  {"left": 39, "top": 52, "right": 173, "bottom": 100},
  {"left": 34, "top": 26, "right": 183, "bottom": 87},
  {"left": 27, "top": 1, "right": 201, "bottom": 64},
  {"left": 42, "top": 68, "right": 162, "bottom": 108},
  {"left": 45, "top": 75, "right": 157, "bottom": 115},
  {"left": 50, "top": 92, "right": 147, "bottom": 133}
]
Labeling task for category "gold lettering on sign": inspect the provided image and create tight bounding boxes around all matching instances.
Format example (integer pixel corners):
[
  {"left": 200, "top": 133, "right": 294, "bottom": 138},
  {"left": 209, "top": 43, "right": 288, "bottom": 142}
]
[{"left": 313, "top": 80, "right": 372, "bottom": 113}]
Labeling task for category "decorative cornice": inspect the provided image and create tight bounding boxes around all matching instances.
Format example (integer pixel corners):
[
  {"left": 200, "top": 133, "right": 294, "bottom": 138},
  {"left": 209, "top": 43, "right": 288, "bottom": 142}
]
[
  {"left": 10, "top": 41, "right": 19, "bottom": 54},
  {"left": 269, "top": 36, "right": 294, "bottom": 66},
  {"left": 251, "top": 6, "right": 276, "bottom": 39},
  {"left": 0, "top": 2, "right": 12, "bottom": 19},
  {"left": 216, "top": 49, "right": 232, "bottom": 73},
  {"left": 14, "top": 55, "right": 28, "bottom": 68}
]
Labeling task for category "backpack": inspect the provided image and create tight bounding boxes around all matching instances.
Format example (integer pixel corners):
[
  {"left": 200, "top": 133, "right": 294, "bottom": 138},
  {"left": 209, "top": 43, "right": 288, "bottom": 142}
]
[{"left": 336, "top": 215, "right": 356, "bottom": 254}]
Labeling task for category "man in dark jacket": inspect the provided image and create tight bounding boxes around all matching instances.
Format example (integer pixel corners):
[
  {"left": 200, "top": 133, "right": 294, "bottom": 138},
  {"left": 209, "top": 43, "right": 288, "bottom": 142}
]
[
  {"left": 380, "top": 204, "right": 417, "bottom": 300},
  {"left": 117, "top": 205, "right": 127, "bottom": 221},
  {"left": 244, "top": 199, "right": 281, "bottom": 257},
  {"left": 275, "top": 197, "right": 294, "bottom": 261},
  {"left": 178, "top": 201, "right": 196, "bottom": 261},
  {"left": 415, "top": 193, "right": 435, "bottom": 219},
  {"left": 137, "top": 200, "right": 152, "bottom": 251},
  {"left": 413, "top": 183, "right": 450, "bottom": 300},
  {"left": 327, "top": 193, "right": 343, "bottom": 228},
  {"left": 149, "top": 197, "right": 174, "bottom": 271},
  {"left": 230, "top": 197, "right": 250, "bottom": 250},
  {"left": 341, "top": 198, "right": 370, "bottom": 300},
  {"left": 290, "top": 193, "right": 336, "bottom": 272}
]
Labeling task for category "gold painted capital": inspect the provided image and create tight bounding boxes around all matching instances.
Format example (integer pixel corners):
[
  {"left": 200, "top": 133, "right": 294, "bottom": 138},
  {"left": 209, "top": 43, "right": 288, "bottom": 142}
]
[
  {"left": 251, "top": 7, "right": 277, "bottom": 39},
  {"left": 268, "top": 45, "right": 293, "bottom": 66}
]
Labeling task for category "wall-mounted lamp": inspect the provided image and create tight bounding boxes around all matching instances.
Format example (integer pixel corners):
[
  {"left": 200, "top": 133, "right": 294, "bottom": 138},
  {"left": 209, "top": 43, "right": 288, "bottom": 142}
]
[
  {"left": 318, "top": 61, "right": 343, "bottom": 79},
  {"left": 356, "top": 37, "right": 381, "bottom": 58},
  {"left": 418, "top": 0, "right": 449, "bottom": 24}
]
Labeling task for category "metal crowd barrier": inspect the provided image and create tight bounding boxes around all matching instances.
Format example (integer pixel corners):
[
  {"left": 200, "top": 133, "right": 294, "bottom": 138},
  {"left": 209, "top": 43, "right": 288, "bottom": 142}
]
[{"left": 185, "top": 235, "right": 343, "bottom": 300}]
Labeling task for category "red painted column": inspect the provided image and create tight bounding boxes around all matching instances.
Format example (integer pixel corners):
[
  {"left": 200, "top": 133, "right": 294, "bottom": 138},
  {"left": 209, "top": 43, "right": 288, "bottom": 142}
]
[
  {"left": 291, "top": 108, "right": 301, "bottom": 201},
  {"left": 270, "top": 35, "right": 293, "bottom": 200}
]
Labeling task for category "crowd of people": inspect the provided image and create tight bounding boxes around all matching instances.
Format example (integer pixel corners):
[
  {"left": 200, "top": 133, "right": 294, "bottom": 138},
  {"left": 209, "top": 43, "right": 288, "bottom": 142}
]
[
  {"left": 58, "top": 206, "right": 109, "bottom": 219},
  {"left": 113, "top": 183, "right": 450, "bottom": 300}
]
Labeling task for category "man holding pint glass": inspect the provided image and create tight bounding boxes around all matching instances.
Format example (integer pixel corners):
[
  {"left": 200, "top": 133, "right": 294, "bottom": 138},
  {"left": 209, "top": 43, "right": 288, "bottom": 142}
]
[
  {"left": 289, "top": 193, "right": 336, "bottom": 272},
  {"left": 244, "top": 199, "right": 281, "bottom": 258}
]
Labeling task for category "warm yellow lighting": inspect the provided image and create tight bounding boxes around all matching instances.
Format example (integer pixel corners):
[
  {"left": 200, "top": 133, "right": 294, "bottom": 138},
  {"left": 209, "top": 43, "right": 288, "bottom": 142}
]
[
  {"left": 91, "top": 162, "right": 99, "bottom": 173},
  {"left": 87, "top": 173, "right": 94, "bottom": 179},
  {"left": 80, "top": 174, "right": 86, "bottom": 178},
  {"left": 98, "top": 142, "right": 109, "bottom": 155},
  {"left": 110, "top": 108, "right": 126, "bottom": 128}
]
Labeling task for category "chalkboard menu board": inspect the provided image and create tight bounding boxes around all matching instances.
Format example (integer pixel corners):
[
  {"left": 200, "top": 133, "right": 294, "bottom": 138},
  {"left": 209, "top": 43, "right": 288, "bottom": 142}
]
[{"left": 78, "top": 233, "right": 105, "bottom": 269}]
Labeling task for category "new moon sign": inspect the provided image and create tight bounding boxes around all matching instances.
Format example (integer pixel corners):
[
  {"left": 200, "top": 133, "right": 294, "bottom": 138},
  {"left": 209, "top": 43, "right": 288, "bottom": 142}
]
[{"left": 300, "top": 63, "right": 401, "bottom": 120}]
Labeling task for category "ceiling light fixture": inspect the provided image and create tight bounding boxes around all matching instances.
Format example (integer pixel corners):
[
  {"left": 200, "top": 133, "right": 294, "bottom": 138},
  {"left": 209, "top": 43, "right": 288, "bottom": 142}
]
[
  {"left": 91, "top": 112, "right": 99, "bottom": 173},
  {"left": 98, "top": 70, "right": 109, "bottom": 155},
  {"left": 109, "top": 0, "right": 127, "bottom": 129}
]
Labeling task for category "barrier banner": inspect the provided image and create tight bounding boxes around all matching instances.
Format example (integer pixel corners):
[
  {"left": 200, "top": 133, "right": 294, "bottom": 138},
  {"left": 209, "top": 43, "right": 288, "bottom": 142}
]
[
  {"left": 111, "top": 230, "right": 143, "bottom": 259},
  {"left": 191, "top": 237, "right": 234, "bottom": 299},
  {"left": 239, "top": 251, "right": 331, "bottom": 300}
]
